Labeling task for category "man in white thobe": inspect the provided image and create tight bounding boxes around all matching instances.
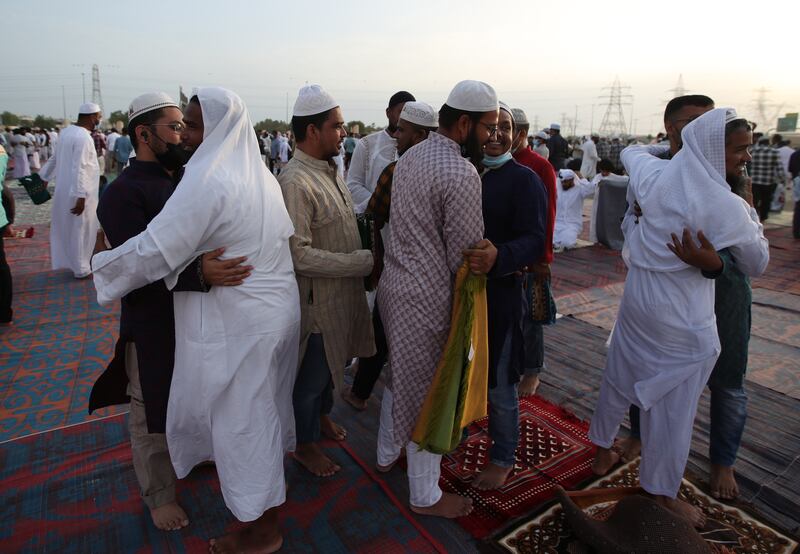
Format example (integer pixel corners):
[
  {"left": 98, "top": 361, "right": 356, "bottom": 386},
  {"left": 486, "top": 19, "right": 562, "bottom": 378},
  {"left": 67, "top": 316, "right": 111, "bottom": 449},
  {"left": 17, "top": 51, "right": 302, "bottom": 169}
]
[
  {"left": 580, "top": 133, "right": 600, "bottom": 180},
  {"left": 588, "top": 108, "right": 769, "bottom": 527},
  {"left": 91, "top": 87, "right": 300, "bottom": 552},
  {"left": 553, "top": 168, "right": 596, "bottom": 250},
  {"left": 346, "top": 91, "right": 415, "bottom": 214},
  {"left": 40, "top": 103, "right": 102, "bottom": 278}
]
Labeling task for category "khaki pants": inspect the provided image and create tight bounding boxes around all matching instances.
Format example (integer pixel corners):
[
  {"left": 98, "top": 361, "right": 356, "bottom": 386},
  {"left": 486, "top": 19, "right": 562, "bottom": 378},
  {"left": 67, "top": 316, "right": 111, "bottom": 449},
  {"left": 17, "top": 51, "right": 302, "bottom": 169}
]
[{"left": 125, "top": 342, "right": 177, "bottom": 509}]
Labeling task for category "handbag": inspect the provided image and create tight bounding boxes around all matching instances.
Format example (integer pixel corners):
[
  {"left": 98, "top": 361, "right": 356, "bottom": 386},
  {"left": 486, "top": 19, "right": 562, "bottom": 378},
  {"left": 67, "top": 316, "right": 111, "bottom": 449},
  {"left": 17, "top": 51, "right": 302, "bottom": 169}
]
[
  {"left": 18, "top": 174, "right": 51, "bottom": 205},
  {"left": 526, "top": 272, "right": 557, "bottom": 325}
]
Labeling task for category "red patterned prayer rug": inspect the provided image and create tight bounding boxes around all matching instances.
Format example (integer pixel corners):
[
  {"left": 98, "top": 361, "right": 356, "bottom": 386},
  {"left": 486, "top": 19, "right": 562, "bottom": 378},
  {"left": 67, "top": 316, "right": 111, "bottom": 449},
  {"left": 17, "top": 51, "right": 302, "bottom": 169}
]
[
  {"left": 439, "top": 395, "right": 597, "bottom": 539},
  {"left": 0, "top": 413, "right": 447, "bottom": 553}
]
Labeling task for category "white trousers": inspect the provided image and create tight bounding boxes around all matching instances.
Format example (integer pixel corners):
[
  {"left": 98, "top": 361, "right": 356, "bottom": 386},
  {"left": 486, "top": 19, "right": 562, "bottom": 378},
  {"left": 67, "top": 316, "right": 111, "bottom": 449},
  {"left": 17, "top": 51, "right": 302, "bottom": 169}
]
[
  {"left": 377, "top": 389, "right": 443, "bottom": 508},
  {"left": 588, "top": 368, "right": 707, "bottom": 498}
]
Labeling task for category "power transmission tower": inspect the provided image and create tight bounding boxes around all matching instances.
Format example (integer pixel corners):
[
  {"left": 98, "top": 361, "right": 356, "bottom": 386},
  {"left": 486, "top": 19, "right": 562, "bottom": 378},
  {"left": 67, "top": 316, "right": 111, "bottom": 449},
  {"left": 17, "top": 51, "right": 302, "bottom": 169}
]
[
  {"left": 668, "top": 74, "right": 687, "bottom": 98},
  {"left": 598, "top": 76, "right": 633, "bottom": 136},
  {"left": 751, "top": 88, "right": 784, "bottom": 132},
  {"left": 91, "top": 64, "right": 104, "bottom": 112}
]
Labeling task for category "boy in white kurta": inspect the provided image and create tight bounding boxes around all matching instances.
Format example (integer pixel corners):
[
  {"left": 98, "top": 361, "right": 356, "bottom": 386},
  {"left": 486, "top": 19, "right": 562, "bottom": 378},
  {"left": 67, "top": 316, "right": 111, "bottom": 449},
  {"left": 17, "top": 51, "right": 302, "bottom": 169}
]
[
  {"left": 588, "top": 109, "right": 769, "bottom": 527},
  {"left": 553, "top": 168, "right": 596, "bottom": 250},
  {"left": 40, "top": 103, "right": 102, "bottom": 278},
  {"left": 92, "top": 87, "right": 300, "bottom": 552}
]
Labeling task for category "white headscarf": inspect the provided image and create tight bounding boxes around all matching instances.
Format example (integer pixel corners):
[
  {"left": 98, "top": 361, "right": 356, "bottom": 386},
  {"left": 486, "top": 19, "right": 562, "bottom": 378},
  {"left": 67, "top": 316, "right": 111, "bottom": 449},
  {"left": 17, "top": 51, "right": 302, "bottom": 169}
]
[
  {"left": 151, "top": 87, "right": 294, "bottom": 278},
  {"left": 626, "top": 107, "right": 760, "bottom": 272}
]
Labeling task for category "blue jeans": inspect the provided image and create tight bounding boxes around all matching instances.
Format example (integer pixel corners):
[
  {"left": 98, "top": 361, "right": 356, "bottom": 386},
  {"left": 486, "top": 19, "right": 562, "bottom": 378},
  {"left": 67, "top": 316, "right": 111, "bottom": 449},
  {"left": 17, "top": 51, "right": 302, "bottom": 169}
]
[
  {"left": 628, "top": 385, "right": 747, "bottom": 467},
  {"left": 488, "top": 330, "right": 520, "bottom": 467},
  {"left": 293, "top": 333, "right": 334, "bottom": 444}
]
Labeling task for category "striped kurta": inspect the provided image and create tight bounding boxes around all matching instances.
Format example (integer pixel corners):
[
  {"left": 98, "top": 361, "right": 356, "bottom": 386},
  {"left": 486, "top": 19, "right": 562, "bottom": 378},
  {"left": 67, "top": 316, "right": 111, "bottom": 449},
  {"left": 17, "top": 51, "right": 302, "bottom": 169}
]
[
  {"left": 378, "top": 132, "right": 484, "bottom": 446},
  {"left": 279, "top": 148, "right": 375, "bottom": 389}
]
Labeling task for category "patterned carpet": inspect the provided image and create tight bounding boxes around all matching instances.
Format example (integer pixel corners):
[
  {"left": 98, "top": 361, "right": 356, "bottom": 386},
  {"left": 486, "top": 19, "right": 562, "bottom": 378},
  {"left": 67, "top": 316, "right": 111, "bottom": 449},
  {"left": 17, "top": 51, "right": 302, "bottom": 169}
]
[
  {"left": 0, "top": 413, "right": 446, "bottom": 554},
  {"left": 438, "top": 396, "right": 597, "bottom": 539},
  {"left": 550, "top": 225, "right": 800, "bottom": 399},
  {"left": 495, "top": 460, "right": 799, "bottom": 554},
  {"left": 0, "top": 225, "right": 123, "bottom": 443}
]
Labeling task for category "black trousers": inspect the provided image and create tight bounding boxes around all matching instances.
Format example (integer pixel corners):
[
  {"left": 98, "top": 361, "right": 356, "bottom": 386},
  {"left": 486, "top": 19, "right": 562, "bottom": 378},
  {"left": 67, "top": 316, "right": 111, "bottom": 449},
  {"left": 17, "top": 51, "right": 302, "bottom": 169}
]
[
  {"left": 793, "top": 201, "right": 800, "bottom": 239},
  {"left": 752, "top": 183, "right": 777, "bottom": 222},
  {"left": 351, "top": 300, "right": 388, "bottom": 400},
  {"left": 0, "top": 232, "right": 12, "bottom": 323}
]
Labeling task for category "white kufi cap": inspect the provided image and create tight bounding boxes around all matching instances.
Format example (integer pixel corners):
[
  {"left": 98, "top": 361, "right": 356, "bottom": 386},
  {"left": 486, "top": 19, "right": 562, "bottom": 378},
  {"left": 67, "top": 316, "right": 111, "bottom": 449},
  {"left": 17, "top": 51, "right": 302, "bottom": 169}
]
[
  {"left": 78, "top": 102, "right": 101, "bottom": 115},
  {"left": 128, "top": 92, "right": 179, "bottom": 121},
  {"left": 559, "top": 169, "right": 576, "bottom": 180},
  {"left": 511, "top": 108, "right": 529, "bottom": 125},
  {"left": 293, "top": 84, "right": 339, "bottom": 117},
  {"left": 400, "top": 101, "right": 438, "bottom": 128},
  {"left": 445, "top": 80, "right": 498, "bottom": 112},
  {"left": 550, "top": 122, "right": 561, "bottom": 130}
]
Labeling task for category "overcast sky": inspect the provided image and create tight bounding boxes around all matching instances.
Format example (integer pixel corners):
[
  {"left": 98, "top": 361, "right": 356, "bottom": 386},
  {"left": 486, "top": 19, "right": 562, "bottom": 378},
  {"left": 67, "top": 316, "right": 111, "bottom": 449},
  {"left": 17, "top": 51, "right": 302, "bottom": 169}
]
[{"left": 3, "top": 0, "right": 798, "bottom": 135}]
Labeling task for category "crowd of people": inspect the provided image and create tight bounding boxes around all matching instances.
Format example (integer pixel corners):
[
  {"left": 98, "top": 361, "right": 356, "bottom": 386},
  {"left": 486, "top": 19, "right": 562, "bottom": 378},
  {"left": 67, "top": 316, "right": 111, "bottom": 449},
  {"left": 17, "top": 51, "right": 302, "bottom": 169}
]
[{"left": 0, "top": 80, "right": 797, "bottom": 553}]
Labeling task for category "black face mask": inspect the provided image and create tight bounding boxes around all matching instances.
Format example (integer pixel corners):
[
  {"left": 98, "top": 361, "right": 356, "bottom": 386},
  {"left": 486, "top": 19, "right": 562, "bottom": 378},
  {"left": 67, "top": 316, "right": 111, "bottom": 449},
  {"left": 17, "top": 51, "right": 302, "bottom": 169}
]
[{"left": 148, "top": 129, "right": 190, "bottom": 171}]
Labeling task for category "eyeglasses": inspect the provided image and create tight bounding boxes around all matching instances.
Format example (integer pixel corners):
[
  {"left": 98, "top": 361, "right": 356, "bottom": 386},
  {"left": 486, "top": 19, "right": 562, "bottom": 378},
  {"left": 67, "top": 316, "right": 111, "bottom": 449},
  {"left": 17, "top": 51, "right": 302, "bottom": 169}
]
[
  {"left": 149, "top": 123, "right": 186, "bottom": 133},
  {"left": 479, "top": 122, "right": 498, "bottom": 136}
]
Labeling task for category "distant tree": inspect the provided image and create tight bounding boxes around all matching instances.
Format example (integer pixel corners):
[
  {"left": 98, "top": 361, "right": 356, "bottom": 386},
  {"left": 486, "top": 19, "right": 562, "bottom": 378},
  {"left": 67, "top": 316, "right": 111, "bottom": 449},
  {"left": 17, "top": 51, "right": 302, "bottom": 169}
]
[
  {"left": 347, "top": 120, "right": 380, "bottom": 135},
  {"left": 33, "top": 115, "right": 59, "bottom": 129},
  {"left": 108, "top": 110, "right": 129, "bottom": 127},
  {"left": 1, "top": 111, "right": 20, "bottom": 126},
  {"left": 254, "top": 117, "right": 290, "bottom": 132}
]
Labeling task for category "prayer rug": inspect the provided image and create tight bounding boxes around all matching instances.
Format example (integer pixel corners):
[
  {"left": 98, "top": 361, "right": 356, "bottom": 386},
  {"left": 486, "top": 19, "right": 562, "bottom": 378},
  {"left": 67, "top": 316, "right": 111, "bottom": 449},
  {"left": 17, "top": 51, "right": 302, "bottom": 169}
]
[
  {"left": 0, "top": 224, "right": 122, "bottom": 443},
  {"left": 438, "top": 396, "right": 596, "bottom": 539},
  {"left": 0, "top": 413, "right": 446, "bottom": 554},
  {"left": 494, "top": 460, "right": 799, "bottom": 554}
]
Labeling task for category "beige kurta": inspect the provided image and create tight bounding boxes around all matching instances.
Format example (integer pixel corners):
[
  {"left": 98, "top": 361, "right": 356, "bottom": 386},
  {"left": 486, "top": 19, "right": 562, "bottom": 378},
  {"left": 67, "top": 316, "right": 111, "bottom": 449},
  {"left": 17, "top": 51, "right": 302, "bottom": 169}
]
[{"left": 279, "top": 148, "right": 375, "bottom": 388}]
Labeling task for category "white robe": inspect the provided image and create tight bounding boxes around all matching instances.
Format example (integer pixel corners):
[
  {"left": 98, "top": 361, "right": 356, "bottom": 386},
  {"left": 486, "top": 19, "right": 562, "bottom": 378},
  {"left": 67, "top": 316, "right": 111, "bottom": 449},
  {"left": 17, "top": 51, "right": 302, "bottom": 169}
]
[
  {"left": 589, "top": 110, "right": 770, "bottom": 497},
  {"left": 92, "top": 87, "right": 300, "bottom": 522},
  {"left": 553, "top": 177, "right": 596, "bottom": 248},
  {"left": 346, "top": 129, "right": 397, "bottom": 213},
  {"left": 10, "top": 135, "right": 31, "bottom": 178},
  {"left": 580, "top": 139, "right": 599, "bottom": 180},
  {"left": 40, "top": 125, "right": 99, "bottom": 278}
]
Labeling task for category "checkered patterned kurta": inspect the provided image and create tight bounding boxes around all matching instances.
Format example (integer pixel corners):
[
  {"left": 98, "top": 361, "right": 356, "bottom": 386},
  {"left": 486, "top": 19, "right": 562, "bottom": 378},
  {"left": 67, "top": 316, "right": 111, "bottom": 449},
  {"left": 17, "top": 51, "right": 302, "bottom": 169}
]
[{"left": 378, "top": 132, "right": 484, "bottom": 445}]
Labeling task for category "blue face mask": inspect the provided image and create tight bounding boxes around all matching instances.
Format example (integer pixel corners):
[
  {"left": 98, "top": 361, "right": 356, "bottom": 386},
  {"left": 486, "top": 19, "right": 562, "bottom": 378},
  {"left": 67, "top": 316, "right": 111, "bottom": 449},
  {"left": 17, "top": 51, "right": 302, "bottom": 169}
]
[
  {"left": 533, "top": 139, "right": 540, "bottom": 146},
  {"left": 482, "top": 151, "right": 513, "bottom": 169}
]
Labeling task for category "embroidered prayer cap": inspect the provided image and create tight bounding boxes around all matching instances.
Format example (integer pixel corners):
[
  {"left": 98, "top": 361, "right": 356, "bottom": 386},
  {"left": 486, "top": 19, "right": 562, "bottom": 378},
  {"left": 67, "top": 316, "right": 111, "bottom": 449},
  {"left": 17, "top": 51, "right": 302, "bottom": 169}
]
[
  {"left": 399, "top": 101, "right": 438, "bottom": 129},
  {"left": 511, "top": 108, "right": 529, "bottom": 126},
  {"left": 293, "top": 84, "right": 339, "bottom": 117},
  {"left": 550, "top": 122, "right": 561, "bottom": 130},
  {"left": 78, "top": 102, "right": 101, "bottom": 115},
  {"left": 128, "top": 92, "right": 179, "bottom": 121},
  {"left": 445, "top": 80, "right": 498, "bottom": 113},
  {"left": 725, "top": 108, "right": 740, "bottom": 124},
  {"left": 536, "top": 131, "right": 549, "bottom": 140},
  {"left": 388, "top": 90, "right": 416, "bottom": 108},
  {"left": 559, "top": 169, "right": 576, "bottom": 180}
]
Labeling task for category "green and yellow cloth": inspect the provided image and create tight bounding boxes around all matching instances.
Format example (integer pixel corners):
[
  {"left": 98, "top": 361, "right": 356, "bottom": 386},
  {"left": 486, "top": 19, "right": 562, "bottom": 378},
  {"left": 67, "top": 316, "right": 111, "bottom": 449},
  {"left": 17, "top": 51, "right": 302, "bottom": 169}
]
[{"left": 412, "top": 264, "right": 489, "bottom": 455}]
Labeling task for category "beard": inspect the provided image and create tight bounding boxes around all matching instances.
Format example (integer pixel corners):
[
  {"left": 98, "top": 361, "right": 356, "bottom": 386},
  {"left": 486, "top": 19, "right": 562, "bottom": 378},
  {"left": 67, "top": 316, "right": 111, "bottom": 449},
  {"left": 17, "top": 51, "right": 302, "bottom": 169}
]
[
  {"left": 461, "top": 124, "right": 485, "bottom": 168},
  {"left": 726, "top": 173, "right": 747, "bottom": 199}
]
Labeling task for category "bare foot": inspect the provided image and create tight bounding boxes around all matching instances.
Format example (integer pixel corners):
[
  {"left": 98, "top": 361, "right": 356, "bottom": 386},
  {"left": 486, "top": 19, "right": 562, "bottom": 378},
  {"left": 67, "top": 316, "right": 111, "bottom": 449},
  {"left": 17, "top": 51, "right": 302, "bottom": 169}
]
[
  {"left": 209, "top": 507, "right": 282, "bottom": 553},
  {"left": 342, "top": 388, "right": 367, "bottom": 411},
  {"left": 652, "top": 495, "right": 706, "bottom": 529},
  {"left": 150, "top": 502, "right": 189, "bottom": 531},
  {"left": 710, "top": 464, "right": 739, "bottom": 500},
  {"left": 320, "top": 415, "right": 347, "bottom": 441},
  {"left": 591, "top": 446, "right": 620, "bottom": 475},
  {"left": 471, "top": 463, "right": 512, "bottom": 490},
  {"left": 517, "top": 374, "right": 540, "bottom": 397},
  {"left": 618, "top": 436, "right": 641, "bottom": 462},
  {"left": 410, "top": 492, "right": 473, "bottom": 518},
  {"left": 293, "top": 443, "right": 341, "bottom": 477}
]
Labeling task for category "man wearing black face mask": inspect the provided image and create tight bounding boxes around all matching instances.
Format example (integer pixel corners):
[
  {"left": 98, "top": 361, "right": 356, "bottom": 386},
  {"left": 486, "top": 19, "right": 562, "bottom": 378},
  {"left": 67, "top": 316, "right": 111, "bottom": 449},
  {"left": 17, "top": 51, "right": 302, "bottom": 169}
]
[{"left": 89, "top": 92, "right": 250, "bottom": 533}]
